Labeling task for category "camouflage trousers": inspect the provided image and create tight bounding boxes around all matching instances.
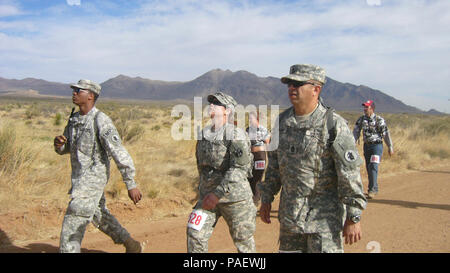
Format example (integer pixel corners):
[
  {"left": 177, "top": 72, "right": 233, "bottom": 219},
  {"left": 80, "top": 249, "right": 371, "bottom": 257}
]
[
  {"left": 187, "top": 198, "right": 257, "bottom": 253},
  {"left": 59, "top": 192, "right": 131, "bottom": 253},
  {"left": 279, "top": 229, "right": 344, "bottom": 253}
]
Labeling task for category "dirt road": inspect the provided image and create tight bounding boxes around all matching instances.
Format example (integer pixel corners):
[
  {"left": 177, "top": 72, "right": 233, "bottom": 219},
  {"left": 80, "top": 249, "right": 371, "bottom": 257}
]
[{"left": 1, "top": 166, "right": 449, "bottom": 253}]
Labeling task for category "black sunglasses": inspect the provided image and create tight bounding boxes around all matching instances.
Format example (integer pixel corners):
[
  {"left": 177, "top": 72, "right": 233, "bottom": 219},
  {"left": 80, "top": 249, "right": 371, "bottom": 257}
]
[
  {"left": 287, "top": 80, "right": 316, "bottom": 88},
  {"left": 210, "top": 98, "right": 226, "bottom": 107},
  {"left": 72, "top": 88, "right": 89, "bottom": 94}
]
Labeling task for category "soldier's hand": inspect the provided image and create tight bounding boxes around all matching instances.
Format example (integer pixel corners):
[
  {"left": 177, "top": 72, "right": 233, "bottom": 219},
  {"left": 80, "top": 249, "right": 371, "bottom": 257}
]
[
  {"left": 260, "top": 203, "right": 272, "bottom": 224},
  {"left": 128, "top": 188, "right": 142, "bottom": 204},
  {"left": 54, "top": 135, "right": 67, "bottom": 148},
  {"left": 389, "top": 148, "right": 394, "bottom": 157},
  {"left": 202, "top": 193, "right": 219, "bottom": 210},
  {"left": 343, "top": 219, "right": 362, "bottom": 245}
]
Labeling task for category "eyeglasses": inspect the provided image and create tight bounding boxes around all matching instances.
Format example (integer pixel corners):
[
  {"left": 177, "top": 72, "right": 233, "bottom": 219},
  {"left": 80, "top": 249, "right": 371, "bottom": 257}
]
[
  {"left": 287, "top": 80, "right": 316, "bottom": 88},
  {"left": 72, "top": 88, "right": 89, "bottom": 94},
  {"left": 210, "top": 98, "right": 226, "bottom": 108}
]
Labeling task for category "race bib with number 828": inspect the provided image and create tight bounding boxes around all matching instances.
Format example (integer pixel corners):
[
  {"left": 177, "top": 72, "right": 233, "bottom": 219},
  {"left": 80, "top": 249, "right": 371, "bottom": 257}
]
[
  {"left": 187, "top": 209, "right": 208, "bottom": 231},
  {"left": 370, "top": 155, "right": 380, "bottom": 164}
]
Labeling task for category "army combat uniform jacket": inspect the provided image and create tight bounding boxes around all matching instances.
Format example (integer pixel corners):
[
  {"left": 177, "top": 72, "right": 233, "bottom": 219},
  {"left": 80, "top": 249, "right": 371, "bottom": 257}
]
[
  {"left": 196, "top": 123, "right": 253, "bottom": 203},
  {"left": 55, "top": 107, "right": 137, "bottom": 198},
  {"left": 259, "top": 103, "right": 367, "bottom": 234}
]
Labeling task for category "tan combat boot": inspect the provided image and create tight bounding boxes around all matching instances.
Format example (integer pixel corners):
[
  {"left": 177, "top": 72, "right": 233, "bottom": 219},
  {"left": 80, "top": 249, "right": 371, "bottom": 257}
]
[
  {"left": 367, "top": 192, "right": 377, "bottom": 199},
  {"left": 124, "top": 237, "right": 143, "bottom": 253}
]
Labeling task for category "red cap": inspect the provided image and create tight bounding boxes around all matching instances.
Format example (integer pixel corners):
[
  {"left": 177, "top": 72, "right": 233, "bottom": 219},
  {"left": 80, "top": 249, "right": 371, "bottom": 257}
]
[{"left": 362, "top": 100, "right": 374, "bottom": 107}]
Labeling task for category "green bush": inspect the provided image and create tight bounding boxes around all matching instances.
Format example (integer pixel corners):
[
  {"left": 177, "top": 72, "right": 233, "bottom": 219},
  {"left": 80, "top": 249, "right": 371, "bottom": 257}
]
[{"left": 54, "top": 113, "right": 63, "bottom": 126}]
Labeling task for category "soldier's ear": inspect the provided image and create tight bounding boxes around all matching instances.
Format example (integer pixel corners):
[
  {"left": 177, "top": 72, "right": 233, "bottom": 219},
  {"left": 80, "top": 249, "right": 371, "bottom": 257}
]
[
  {"left": 87, "top": 91, "right": 95, "bottom": 101},
  {"left": 313, "top": 85, "right": 322, "bottom": 97}
]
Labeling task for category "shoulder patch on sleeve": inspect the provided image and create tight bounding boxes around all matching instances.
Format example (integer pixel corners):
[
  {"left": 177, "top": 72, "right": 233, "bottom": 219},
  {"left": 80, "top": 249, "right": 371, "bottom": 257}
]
[
  {"left": 344, "top": 150, "right": 358, "bottom": 162},
  {"left": 100, "top": 124, "right": 122, "bottom": 146},
  {"left": 111, "top": 134, "right": 121, "bottom": 143},
  {"left": 333, "top": 139, "right": 363, "bottom": 168},
  {"left": 332, "top": 118, "right": 363, "bottom": 168}
]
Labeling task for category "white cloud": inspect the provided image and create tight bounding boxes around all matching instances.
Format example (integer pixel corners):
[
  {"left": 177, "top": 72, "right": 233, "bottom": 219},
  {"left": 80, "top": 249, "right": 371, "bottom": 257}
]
[
  {"left": 366, "top": 0, "right": 382, "bottom": 6},
  {"left": 66, "top": 0, "right": 81, "bottom": 6},
  {"left": 0, "top": 4, "right": 21, "bottom": 17}
]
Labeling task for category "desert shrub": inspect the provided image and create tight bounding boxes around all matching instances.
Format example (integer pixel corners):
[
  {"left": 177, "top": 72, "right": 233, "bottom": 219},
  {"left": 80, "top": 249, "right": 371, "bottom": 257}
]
[
  {"left": 124, "top": 124, "right": 145, "bottom": 143},
  {"left": 120, "top": 108, "right": 146, "bottom": 121},
  {"left": 25, "top": 105, "right": 40, "bottom": 119},
  {"left": 151, "top": 125, "right": 161, "bottom": 131},
  {"left": 115, "top": 119, "right": 128, "bottom": 140},
  {"left": 143, "top": 112, "right": 154, "bottom": 119},
  {"left": 54, "top": 113, "right": 63, "bottom": 126},
  {"left": 168, "top": 169, "right": 187, "bottom": 177},
  {"left": 423, "top": 120, "right": 450, "bottom": 136},
  {"left": 147, "top": 189, "right": 159, "bottom": 199},
  {"left": 114, "top": 119, "right": 145, "bottom": 143},
  {"left": 0, "top": 124, "right": 35, "bottom": 174},
  {"left": 425, "top": 148, "right": 450, "bottom": 159}
]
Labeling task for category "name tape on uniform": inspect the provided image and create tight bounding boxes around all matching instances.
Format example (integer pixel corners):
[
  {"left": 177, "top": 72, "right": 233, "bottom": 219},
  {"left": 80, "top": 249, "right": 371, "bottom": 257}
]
[{"left": 187, "top": 209, "right": 208, "bottom": 231}]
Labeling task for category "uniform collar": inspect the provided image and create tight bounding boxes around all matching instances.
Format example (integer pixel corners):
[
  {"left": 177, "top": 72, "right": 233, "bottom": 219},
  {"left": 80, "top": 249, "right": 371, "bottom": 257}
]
[
  {"left": 203, "top": 123, "right": 234, "bottom": 141},
  {"left": 284, "top": 103, "right": 325, "bottom": 129},
  {"left": 72, "top": 107, "right": 98, "bottom": 125}
]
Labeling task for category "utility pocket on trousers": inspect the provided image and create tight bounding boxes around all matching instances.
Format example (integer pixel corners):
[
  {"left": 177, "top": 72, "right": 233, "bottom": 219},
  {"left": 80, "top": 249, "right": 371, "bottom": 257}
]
[{"left": 67, "top": 197, "right": 97, "bottom": 218}]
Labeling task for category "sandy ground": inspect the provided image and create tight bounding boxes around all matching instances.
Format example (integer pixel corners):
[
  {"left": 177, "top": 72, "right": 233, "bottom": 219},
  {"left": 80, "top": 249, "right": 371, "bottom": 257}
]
[{"left": 0, "top": 166, "right": 449, "bottom": 253}]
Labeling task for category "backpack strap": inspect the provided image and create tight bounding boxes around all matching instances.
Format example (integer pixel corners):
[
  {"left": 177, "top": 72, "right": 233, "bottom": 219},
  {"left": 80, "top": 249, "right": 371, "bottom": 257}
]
[
  {"left": 313, "top": 106, "right": 336, "bottom": 185},
  {"left": 92, "top": 110, "right": 102, "bottom": 155},
  {"left": 325, "top": 107, "right": 337, "bottom": 144}
]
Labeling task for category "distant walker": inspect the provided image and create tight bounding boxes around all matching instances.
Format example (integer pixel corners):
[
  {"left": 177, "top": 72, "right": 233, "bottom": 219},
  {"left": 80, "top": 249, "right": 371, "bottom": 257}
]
[{"left": 353, "top": 100, "right": 394, "bottom": 199}]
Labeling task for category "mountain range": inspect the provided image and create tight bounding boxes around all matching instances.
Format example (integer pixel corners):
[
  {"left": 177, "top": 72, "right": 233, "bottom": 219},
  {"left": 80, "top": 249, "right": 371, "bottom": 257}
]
[{"left": 0, "top": 69, "right": 443, "bottom": 114}]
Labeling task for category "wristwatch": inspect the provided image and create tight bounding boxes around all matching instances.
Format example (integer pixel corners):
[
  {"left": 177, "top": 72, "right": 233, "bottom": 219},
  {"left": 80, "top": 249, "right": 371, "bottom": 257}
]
[{"left": 349, "top": 215, "right": 361, "bottom": 223}]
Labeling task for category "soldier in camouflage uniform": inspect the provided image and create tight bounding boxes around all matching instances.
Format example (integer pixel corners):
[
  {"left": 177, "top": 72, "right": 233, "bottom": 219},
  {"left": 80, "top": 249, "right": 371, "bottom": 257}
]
[
  {"left": 246, "top": 111, "right": 271, "bottom": 206},
  {"left": 54, "top": 79, "right": 143, "bottom": 253},
  {"left": 259, "top": 64, "right": 367, "bottom": 253},
  {"left": 353, "top": 100, "right": 394, "bottom": 199},
  {"left": 187, "top": 92, "right": 256, "bottom": 253}
]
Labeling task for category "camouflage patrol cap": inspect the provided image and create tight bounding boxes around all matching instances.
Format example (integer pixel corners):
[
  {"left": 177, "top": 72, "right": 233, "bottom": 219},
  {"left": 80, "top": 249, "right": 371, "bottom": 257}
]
[
  {"left": 281, "top": 64, "right": 327, "bottom": 85},
  {"left": 207, "top": 92, "right": 237, "bottom": 110},
  {"left": 70, "top": 79, "right": 101, "bottom": 96}
]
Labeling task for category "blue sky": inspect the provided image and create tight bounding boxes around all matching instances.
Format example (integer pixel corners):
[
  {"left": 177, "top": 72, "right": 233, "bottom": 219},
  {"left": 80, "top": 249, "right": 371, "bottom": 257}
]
[{"left": 1, "top": 0, "right": 449, "bottom": 113}]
